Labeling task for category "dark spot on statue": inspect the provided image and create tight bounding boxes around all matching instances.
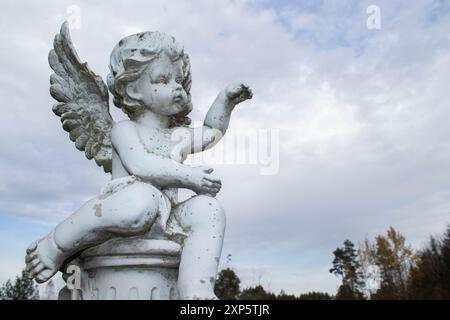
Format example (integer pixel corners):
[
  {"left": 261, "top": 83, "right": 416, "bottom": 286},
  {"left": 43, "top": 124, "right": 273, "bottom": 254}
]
[
  {"left": 118, "top": 40, "right": 124, "bottom": 46},
  {"left": 200, "top": 279, "right": 206, "bottom": 284}
]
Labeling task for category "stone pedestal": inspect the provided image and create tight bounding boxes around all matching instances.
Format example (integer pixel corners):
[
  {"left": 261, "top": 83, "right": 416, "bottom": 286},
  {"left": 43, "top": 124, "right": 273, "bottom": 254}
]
[{"left": 58, "top": 238, "right": 181, "bottom": 300}]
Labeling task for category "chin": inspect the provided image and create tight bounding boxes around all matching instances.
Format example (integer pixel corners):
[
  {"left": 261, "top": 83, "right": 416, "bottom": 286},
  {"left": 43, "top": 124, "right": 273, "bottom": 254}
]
[{"left": 169, "top": 103, "right": 189, "bottom": 115}]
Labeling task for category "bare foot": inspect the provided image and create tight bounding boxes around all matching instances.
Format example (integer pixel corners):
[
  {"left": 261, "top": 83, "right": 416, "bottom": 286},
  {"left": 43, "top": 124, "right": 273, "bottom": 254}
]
[{"left": 25, "top": 232, "right": 67, "bottom": 283}]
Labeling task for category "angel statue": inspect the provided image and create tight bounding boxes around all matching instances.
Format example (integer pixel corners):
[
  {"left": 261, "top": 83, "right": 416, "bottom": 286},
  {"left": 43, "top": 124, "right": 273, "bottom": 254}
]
[{"left": 25, "top": 22, "right": 252, "bottom": 300}]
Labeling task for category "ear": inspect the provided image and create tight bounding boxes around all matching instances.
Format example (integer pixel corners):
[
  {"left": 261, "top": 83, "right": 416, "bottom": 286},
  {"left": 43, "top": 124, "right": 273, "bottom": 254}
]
[{"left": 125, "top": 82, "right": 143, "bottom": 101}]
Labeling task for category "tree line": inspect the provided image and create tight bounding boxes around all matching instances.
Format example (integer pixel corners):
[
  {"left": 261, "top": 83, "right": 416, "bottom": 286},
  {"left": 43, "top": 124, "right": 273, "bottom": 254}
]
[
  {"left": 214, "top": 267, "right": 331, "bottom": 300},
  {"left": 214, "top": 225, "right": 450, "bottom": 300},
  {"left": 330, "top": 225, "right": 450, "bottom": 299},
  {"left": 1, "top": 225, "right": 449, "bottom": 300}
]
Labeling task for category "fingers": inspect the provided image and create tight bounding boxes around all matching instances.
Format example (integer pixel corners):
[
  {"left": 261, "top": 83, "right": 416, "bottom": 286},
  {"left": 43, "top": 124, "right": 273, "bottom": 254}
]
[
  {"left": 237, "top": 84, "right": 252, "bottom": 100},
  {"left": 239, "top": 83, "right": 251, "bottom": 93},
  {"left": 196, "top": 179, "right": 221, "bottom": 195},
  {"left": 192, "top": 166, "right": 222, "bottom": 195},
  {"left": 204, "top": 176, "right": 221, "bottom": 185},
  {"left": 228, "top": 85, "right": 252, "bottom": 103},
  {"left": 203, "top": 180, "right": 221, "bottom": 190},
  {"left": 244, "top": 86, "right": 253, "bottom": 99},
  {"left": 195, "top": 189, "right": 218, "bottom": 197},
  {"left": 202, "top": 183, "right": 221, "bottom": 191},
  {"left": 204, "top": 192, "right": 218, "bottom": 197},
  {"left": 199, "top": 166, "right": 214, "bottom": 174},
  {"left": 197, "top": 166, "right": 220, "bottom": 184},
  {"left": 205, "top": 184, "right": 221, "bottom": 194}
]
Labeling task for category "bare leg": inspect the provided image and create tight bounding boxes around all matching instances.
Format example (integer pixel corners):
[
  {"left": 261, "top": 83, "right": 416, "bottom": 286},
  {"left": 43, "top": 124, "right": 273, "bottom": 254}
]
[
  {"left": 25, "top": 180, "right": 161, "bottom": 283},
  {"left": 172, "top": 195, "right": 226, "bottom": 299}
]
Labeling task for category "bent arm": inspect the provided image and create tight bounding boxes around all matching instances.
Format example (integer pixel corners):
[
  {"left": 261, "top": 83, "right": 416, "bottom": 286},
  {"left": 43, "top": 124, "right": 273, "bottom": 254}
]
[
  {"left": 204, "top": 90, "right": 234, "bottom": 135},
  {"left": 189, "top": 83, "right": 253, "bottom": 154},
  {"left": 111, "top": 121, "right": 195, "bottom": 189}
]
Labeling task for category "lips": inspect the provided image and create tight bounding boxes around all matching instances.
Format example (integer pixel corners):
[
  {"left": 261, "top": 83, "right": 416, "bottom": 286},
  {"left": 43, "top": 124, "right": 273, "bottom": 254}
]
[{"left": 173, "top": 94, "right": 183, "bottom": 102}]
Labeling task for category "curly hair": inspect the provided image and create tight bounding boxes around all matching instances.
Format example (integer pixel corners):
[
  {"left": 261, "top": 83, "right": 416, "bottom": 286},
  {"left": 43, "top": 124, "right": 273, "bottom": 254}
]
[{"left": 107, "top": 31, "right": 192, "bottom": 126}]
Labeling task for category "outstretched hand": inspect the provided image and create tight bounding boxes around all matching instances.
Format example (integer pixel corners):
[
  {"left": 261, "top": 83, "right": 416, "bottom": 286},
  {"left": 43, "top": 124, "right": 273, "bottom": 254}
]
[
  {"left": 225, "top": 82, "right": 253, "bottom": 105},
  {"left": 190, "top": 166, "right": 222, "bottom": 197}
]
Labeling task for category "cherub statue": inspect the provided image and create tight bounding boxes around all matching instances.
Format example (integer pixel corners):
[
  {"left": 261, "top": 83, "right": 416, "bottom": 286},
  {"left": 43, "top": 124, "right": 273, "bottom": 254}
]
[{"left": 25, "top": 22, "right": 252, "bottom": 300}]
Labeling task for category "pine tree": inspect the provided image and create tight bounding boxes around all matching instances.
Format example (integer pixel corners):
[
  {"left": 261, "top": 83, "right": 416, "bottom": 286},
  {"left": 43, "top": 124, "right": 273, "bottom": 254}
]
[
  {"left": 276, "top": 289, "right": 297, "bottom": 300},
  {"left": 239, "top": 285, "right": 276, "bottom": 300},
  {"left": 408, "top": 225, "right": 450, "bottom": 299},
  {"left": 214, "top": 268, "right": 241, "bottom": 300},
  {"left": 330, "top": 239, "right": 365, "bottom": 299},
  {"left": 441, "top": 226, "right": 450, "bottom": 295},
  {"left": 0, "top": 270, "right": 39, "bottom": 300},
  {"left": 298, "top": 291, "right": 332, "bottom": 300}
]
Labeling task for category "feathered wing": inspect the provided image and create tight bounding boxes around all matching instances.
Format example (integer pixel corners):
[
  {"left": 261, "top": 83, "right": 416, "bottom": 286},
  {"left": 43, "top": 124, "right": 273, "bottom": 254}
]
[{"left": 49, "top": 22, "right": 114, "bottom": 173}]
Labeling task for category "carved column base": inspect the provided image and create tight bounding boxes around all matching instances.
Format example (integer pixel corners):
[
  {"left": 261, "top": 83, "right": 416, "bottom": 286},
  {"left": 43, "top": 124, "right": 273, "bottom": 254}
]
[{"left": 58, "top": 238, "right": 181, "bottom": 300}]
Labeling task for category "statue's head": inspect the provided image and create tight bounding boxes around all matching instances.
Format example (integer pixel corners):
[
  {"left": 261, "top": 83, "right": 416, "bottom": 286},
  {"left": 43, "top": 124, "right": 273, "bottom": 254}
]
[{"left": 107, "top": 31, "right": 192, "bottom": 126}]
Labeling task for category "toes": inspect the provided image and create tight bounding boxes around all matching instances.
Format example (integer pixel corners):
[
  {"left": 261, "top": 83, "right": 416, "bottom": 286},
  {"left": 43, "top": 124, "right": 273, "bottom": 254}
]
[
  {"left": 30, "top": 262, "right": 45, "bottom": 277},
  {"left": 26, "top": 270, "right": 35, "bottom": 280},
  {"left": 26, "top": 242, "right": 37, "bottom": 254},
  {"left": 26, "top": 258, "right": 40, "bottom": 271},
  {"left": 25, "top": 252, "right": 37, "bottom": 263},
  {"left": 35, "top": 274, "right": 48, "bottom": 284},
  {"left": 28, "top": 268, "right": 37, "bottom": 279},
  {"left": 28, "top": 265, "right": 47, "bottom": 283}
]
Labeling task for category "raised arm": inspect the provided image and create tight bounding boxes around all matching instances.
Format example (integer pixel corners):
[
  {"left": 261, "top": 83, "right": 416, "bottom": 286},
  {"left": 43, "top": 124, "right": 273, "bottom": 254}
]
[
  {"left": 111, "top": 121, "right": 221, "bottom": 195},
  {"left": 188, "top": 83, "right": 252, "bottom": 153}
]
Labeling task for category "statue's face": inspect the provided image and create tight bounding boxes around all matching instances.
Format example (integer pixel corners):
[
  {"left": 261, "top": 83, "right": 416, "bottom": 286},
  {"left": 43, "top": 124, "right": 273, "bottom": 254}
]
[{"left": 136, "top": 53, "right": 189, "bottom": 116}]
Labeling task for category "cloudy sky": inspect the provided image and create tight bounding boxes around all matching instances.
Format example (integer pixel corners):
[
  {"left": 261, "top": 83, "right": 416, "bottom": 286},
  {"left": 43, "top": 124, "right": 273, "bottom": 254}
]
[{"left": 1, "top": 0, "right": 450, "bottom": 296}]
